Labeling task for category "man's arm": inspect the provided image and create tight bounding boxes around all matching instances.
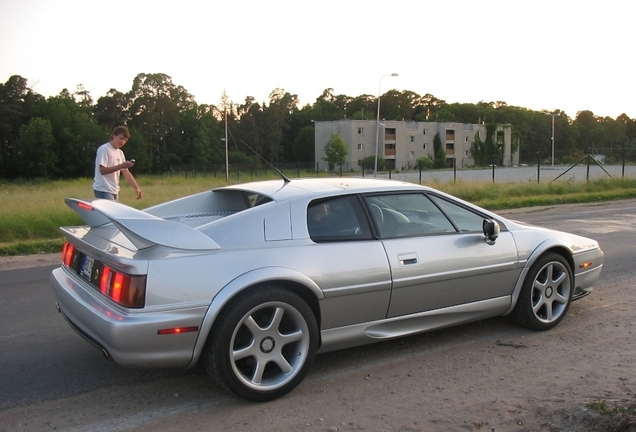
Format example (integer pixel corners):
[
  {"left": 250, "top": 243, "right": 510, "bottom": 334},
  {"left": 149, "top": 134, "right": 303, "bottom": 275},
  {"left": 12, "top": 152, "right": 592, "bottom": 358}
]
[
  {"left": 99, "top": 160, "right": 134, "bottom": 175},
  {"left": 121, "top": 169, "right": 143, "bottom": 199}
]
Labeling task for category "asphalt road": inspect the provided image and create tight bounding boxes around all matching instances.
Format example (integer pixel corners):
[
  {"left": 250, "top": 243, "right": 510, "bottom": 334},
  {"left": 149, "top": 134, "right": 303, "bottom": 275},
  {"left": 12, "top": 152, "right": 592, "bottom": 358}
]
[{"left": 0, "top": 199, "right": 634, "bottom": 431}]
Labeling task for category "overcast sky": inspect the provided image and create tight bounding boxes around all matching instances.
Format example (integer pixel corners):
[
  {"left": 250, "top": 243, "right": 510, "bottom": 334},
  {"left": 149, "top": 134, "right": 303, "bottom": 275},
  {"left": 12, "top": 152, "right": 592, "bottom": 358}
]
[{"left": 1, "top": 0, "right": 634, "bottom": 119}]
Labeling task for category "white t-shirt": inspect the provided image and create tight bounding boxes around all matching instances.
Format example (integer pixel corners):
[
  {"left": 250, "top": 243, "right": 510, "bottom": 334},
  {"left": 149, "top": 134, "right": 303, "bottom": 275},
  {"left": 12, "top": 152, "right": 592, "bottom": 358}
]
[{"left": 93, "top": 142, "right": 126, "bottom": 194}]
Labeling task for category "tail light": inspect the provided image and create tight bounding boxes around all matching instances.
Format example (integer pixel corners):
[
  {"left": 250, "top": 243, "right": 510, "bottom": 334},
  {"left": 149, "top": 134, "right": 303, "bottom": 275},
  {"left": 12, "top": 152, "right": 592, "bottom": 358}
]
[
  {"left": 99, "top": 265, "right": 146, "bottom": 308},
  {"left": 62, "top": 242, "right": 75, "bottom": 266},
  {"left": 62, "top": 241, "right": 146, "bottom": 308}
]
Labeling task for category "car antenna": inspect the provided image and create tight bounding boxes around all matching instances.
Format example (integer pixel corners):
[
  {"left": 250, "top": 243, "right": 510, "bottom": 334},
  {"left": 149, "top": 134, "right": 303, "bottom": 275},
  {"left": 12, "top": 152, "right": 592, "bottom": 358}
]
[{"left": 239, "top": 139, "right": 291, "bottom": 183}]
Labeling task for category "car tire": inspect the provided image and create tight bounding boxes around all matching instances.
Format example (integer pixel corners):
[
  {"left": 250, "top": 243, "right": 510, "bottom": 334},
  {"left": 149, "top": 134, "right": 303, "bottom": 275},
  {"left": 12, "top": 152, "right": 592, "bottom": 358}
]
[
  {"left": 204, "top": 286, "right": 318, "bottom": 401},
  {"left": 512, "top": 252, "right": 573, "bottom": 331}
]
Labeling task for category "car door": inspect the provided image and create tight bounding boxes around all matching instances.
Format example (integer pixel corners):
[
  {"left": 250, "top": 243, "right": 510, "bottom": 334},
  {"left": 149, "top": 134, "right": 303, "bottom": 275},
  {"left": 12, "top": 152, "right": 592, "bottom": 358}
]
[
  {"left": 364, "top": 192, "right": 520, "bottom": 318},
  {"left": 300, "top": 195, "right": 393, "bottom": 329}
]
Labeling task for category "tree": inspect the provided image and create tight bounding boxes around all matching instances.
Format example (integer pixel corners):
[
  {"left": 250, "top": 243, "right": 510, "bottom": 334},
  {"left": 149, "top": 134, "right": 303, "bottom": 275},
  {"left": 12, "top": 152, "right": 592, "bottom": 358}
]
[
  {"left": 292, "top": 125, "right": 315, "bottom": 163},
  {"left": 433, "top": 133, "right": 446, "bottom": 168},
  {"left": 31, "top": 92, "right": 106, "bottom": 178},
  {"left": 14, "top": 118, "right": 57, "bottom": 178},
  {"left": 94, "top": 89, "right": 129, "bottom": 128},
  {"left": 0, "top": 75, "right": 44, "bottom": 176},
  {"left": 470, "top": 123, "right": 501, "bottom": 166},
  {"left": 127, "top": 73, "right": 194, "bottom": 172},
  {"left": 415, "top": 155, "right": 433, "bottom": 170},
  {"left": 322, "top": 134, "right": 348, "bottom": 171}
]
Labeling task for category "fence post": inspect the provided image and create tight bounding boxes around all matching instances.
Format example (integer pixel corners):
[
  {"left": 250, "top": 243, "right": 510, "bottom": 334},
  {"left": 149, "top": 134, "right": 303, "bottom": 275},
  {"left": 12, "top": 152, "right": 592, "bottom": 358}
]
[
  {"left": 453, "top": 158, "right": 457, "bottom": 183},
  {"left": 622, "top": 146, "right": 626, "bottom": 178}
]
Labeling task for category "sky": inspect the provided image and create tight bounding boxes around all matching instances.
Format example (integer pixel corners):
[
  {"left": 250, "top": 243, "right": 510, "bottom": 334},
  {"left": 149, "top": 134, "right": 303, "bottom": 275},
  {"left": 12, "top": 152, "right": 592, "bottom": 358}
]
[{"left": 1, "top": 0, "right": 634, "bottom": 120}]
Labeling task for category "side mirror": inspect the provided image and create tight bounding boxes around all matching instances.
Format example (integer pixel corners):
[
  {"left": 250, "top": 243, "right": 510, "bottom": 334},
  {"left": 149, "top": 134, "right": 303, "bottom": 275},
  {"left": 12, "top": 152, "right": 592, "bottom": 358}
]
[{"left": 482, "top": 219, "right": 500, "bottom": 245}]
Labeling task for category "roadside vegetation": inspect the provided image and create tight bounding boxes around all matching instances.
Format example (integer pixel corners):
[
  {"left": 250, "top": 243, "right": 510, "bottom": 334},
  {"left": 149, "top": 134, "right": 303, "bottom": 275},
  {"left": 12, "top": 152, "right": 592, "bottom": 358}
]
[{"left": 2, "top": 175, "right": 636, "bottom": 256}]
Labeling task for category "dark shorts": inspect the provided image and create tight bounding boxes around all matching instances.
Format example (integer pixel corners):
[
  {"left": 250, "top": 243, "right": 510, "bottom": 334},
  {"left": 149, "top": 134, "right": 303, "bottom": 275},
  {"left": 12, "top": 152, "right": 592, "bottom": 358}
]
[{"left": 94, "top": 190, "right": 118, "bottom": 201}]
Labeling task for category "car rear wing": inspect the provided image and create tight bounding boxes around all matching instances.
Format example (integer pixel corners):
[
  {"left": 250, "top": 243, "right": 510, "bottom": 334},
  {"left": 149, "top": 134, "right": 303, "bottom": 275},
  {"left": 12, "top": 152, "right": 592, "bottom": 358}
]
[{"left": 64, "top": 198, "right": 221, "bottom": 251}]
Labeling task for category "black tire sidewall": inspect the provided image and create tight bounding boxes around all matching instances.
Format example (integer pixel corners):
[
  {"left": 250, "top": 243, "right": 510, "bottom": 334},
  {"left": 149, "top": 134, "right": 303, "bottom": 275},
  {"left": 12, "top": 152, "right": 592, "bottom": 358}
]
[
  {"left": 513, "top": 252, "right": 573, "bottom": 331},
  {"left": 205, "top": 286, "right": 318, "bottom": 401}
]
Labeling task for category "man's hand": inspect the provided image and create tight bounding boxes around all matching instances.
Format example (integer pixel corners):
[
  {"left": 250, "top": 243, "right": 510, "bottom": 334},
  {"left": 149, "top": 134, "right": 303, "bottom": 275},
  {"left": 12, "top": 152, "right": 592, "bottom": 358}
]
[{"left": 121, "top": 160, "right": 135, "bottom": 169}]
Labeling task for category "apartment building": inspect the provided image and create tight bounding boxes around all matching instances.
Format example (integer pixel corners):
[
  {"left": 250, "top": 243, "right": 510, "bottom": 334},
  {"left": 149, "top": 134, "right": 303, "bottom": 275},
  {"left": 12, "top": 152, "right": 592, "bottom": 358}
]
[{"left": 314, "top": 120, "right": 518, "bottom": 172}]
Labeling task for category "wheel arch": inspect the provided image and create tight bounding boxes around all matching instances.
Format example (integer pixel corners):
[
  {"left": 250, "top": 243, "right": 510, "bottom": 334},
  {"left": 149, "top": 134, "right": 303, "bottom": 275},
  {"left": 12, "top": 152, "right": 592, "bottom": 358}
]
[
  {"left": 504, "top": 241, "right": 575, "bottom": 316},
  {"left": 188, "top": 267, "right": 323, "bottom": 367}
]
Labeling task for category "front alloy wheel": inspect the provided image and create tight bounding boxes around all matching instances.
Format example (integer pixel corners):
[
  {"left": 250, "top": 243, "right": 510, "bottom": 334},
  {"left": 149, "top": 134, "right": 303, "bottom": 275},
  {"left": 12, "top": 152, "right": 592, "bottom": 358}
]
[
  {"left": 512, "top": 252, "right": 573, "bottom": 331},
  {"left": 205, "top": 286, "right": 318, "bottom": 401}
]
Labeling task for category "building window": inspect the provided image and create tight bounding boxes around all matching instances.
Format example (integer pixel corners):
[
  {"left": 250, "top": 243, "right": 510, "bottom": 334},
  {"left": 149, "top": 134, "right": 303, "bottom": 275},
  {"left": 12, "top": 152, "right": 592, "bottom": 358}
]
[
  {"left": 465, "top": 136, "right": 468, "bottom": 142},
  {"left": 358, "top": 127, "right": 364, "bottom": 135},
  {"left": 423, "top": 129, "right": 427, "bottom": 135},
  {"left": 465, "top": 150, "right": 470, "bottom": 157},
  {"left": 423, "top": 143, "right": 427, "bottom": 150},
  {"left": 410, "top": 136, "right": 415, "bottom": 143},
  {"left": 358, "top": 143, "right": 364, "bottom": 151},
  {"left": 409, "top": 151, "right": 415, "bottom": 159}
]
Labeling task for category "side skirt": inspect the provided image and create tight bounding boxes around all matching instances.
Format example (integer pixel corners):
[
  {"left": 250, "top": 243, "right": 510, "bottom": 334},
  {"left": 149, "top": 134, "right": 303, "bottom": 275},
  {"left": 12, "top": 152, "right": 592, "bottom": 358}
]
[{"left": 318, "top": 296, "right": 511, "bottom": 354}]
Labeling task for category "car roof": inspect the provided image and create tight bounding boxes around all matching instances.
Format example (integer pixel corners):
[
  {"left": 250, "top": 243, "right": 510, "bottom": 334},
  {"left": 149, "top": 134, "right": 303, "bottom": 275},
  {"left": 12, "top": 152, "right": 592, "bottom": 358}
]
[{"left": 221, "top": 177, "right": 427, "bottom": 201}]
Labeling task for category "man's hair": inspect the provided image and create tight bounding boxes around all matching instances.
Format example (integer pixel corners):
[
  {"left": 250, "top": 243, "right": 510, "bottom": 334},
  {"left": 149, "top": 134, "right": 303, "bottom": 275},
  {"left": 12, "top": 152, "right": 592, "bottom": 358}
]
[{"left": 111, "top": 126, "right": 131, "bottom": 139}]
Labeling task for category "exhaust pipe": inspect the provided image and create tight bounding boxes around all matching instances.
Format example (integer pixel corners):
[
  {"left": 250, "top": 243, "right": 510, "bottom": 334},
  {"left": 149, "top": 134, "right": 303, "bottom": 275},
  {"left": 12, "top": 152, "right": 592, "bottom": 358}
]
[{"left": 102, "top": 348, "right": 113, "bottom": 361}]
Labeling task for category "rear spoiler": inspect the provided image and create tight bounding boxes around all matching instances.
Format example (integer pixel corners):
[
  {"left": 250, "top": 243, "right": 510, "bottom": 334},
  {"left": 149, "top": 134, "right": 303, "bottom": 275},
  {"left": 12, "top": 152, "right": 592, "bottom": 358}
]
[{"left": 65, "top": 198, "right": 221, "bottom": 251}]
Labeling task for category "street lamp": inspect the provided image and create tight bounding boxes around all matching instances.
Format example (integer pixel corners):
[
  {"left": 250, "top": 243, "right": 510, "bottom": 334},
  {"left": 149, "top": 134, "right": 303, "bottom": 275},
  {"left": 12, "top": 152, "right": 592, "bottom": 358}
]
[
  {"left": 224, "top": 107, "right": 229, "bottom": 181},
  {"left": 374, "top": 73, "right": 399, "bottom": 177},
  {"left": 548, "top": 113, "right": 557, "bottom": 167},
  {"left": 220, "top": 103, "right": 239, "bottom": 182}
]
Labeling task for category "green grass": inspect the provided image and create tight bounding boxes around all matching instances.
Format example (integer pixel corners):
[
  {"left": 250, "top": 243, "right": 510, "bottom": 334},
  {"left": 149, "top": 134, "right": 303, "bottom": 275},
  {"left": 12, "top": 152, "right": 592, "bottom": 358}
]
[
  {"left": 1, "top": 175, "right": 636, "bottom": 256},
  {"left": 587, "top": 398, "right": 636, "bottom": 416}
]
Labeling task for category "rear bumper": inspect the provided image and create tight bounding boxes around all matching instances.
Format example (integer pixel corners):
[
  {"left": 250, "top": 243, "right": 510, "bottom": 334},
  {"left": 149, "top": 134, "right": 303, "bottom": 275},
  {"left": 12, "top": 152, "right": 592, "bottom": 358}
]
[{"left": 50, "top": 267, "right": 208, "bottom": 368}]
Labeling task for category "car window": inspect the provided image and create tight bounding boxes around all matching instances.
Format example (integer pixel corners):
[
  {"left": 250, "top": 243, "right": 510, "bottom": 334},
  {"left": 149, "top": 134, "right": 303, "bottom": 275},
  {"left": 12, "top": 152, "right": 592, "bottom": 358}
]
[
  {"left": 307, "top": 195, "right": 372, "bottom": 242},
  {"left": 428, "top": 194, "right": 487, "bottom": 232},
  {"left": 364, "top": 193, "right": 456, "bottom": 238}
]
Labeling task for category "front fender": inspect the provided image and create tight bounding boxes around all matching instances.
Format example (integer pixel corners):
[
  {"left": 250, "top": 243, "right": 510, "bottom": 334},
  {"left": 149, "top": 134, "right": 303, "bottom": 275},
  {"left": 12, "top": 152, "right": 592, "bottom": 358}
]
[
  {"left": 504, "top": 238, "right": 574, "bottom": 316},
  {"left": 188, "top": 266, "right": 324, "bottom": 366}
]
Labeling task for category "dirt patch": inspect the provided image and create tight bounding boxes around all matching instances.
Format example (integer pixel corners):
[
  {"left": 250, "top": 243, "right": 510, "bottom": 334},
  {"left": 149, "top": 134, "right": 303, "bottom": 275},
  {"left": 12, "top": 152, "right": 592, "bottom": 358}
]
[{"left": 0, "top": 253, "right": 58, "bottom": 272}]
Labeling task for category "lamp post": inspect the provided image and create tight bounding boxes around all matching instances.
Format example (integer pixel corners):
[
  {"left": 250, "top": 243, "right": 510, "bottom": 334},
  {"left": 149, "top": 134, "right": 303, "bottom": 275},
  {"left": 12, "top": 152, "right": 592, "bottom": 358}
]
[
  {"left": 548, "top": 113, "right": 556, "bottom": 167},
  {"left": 374, "top": 73, "right": 399, "bottom": 177},
  {"left": 225, "top": 107, "right": 230, "bottom": 181},
  {"left": 221, "top": 103, "right": 239, "bottom": 182}
]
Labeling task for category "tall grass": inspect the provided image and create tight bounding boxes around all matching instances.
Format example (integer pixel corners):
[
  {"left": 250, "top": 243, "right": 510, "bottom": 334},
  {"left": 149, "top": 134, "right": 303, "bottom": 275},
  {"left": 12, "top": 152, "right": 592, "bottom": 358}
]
[{"left": 1, "top": 175, "right": 636, "bottom": 256}]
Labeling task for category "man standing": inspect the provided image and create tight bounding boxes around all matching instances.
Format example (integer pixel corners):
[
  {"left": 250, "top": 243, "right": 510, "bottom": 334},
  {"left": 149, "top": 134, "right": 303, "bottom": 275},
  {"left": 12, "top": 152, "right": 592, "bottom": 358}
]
[{"left": 93, "top": 126, "right": 143, "bottom": 201}]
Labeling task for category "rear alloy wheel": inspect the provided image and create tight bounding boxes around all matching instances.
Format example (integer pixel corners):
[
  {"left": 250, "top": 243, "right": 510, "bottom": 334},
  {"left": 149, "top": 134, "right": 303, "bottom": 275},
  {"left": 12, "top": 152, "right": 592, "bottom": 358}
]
[
  {"left": 512, "top": 252, "right": 573, "bottom": 331},
  {"left": 205, "top": 286, "right": 318, "bottom": 401}
]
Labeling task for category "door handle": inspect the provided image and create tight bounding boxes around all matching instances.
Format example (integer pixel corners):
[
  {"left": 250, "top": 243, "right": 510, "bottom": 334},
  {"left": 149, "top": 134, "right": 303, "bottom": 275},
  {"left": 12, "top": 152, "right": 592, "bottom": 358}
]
[{"left": 398, "top": 253, "right": 418, "bottom": 266}]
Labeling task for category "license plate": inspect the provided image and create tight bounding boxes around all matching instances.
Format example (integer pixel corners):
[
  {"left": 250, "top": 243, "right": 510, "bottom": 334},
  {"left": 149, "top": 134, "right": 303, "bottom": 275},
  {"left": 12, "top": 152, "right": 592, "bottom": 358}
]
[{"left": 80, "top": 255, "right": 95, "bottom": 280}]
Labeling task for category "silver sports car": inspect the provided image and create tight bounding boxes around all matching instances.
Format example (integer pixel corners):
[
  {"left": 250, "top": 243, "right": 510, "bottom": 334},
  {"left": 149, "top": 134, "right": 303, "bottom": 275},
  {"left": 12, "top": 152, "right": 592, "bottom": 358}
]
[{"left": 51, "top": 177, "right": 604, "bottom": 401}]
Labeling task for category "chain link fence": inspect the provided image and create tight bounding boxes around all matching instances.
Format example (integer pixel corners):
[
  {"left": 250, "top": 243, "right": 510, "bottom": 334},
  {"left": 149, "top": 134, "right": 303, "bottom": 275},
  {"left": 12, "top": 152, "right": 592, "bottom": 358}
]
[{"left": 165, "top": 148, "right": 636, "bottom": 184}]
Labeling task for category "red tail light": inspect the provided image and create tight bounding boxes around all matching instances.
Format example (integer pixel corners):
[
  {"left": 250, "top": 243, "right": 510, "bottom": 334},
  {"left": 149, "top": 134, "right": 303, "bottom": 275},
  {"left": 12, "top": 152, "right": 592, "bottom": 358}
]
[
  {"left": 62, "top": 242, "right": 75, "bottom": 266},
  {"left": 99, "top": 265, "right": 146, "bottom": 308},
  {"left": 62, "top": 242, "right": 146, "bottom": 308}
]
